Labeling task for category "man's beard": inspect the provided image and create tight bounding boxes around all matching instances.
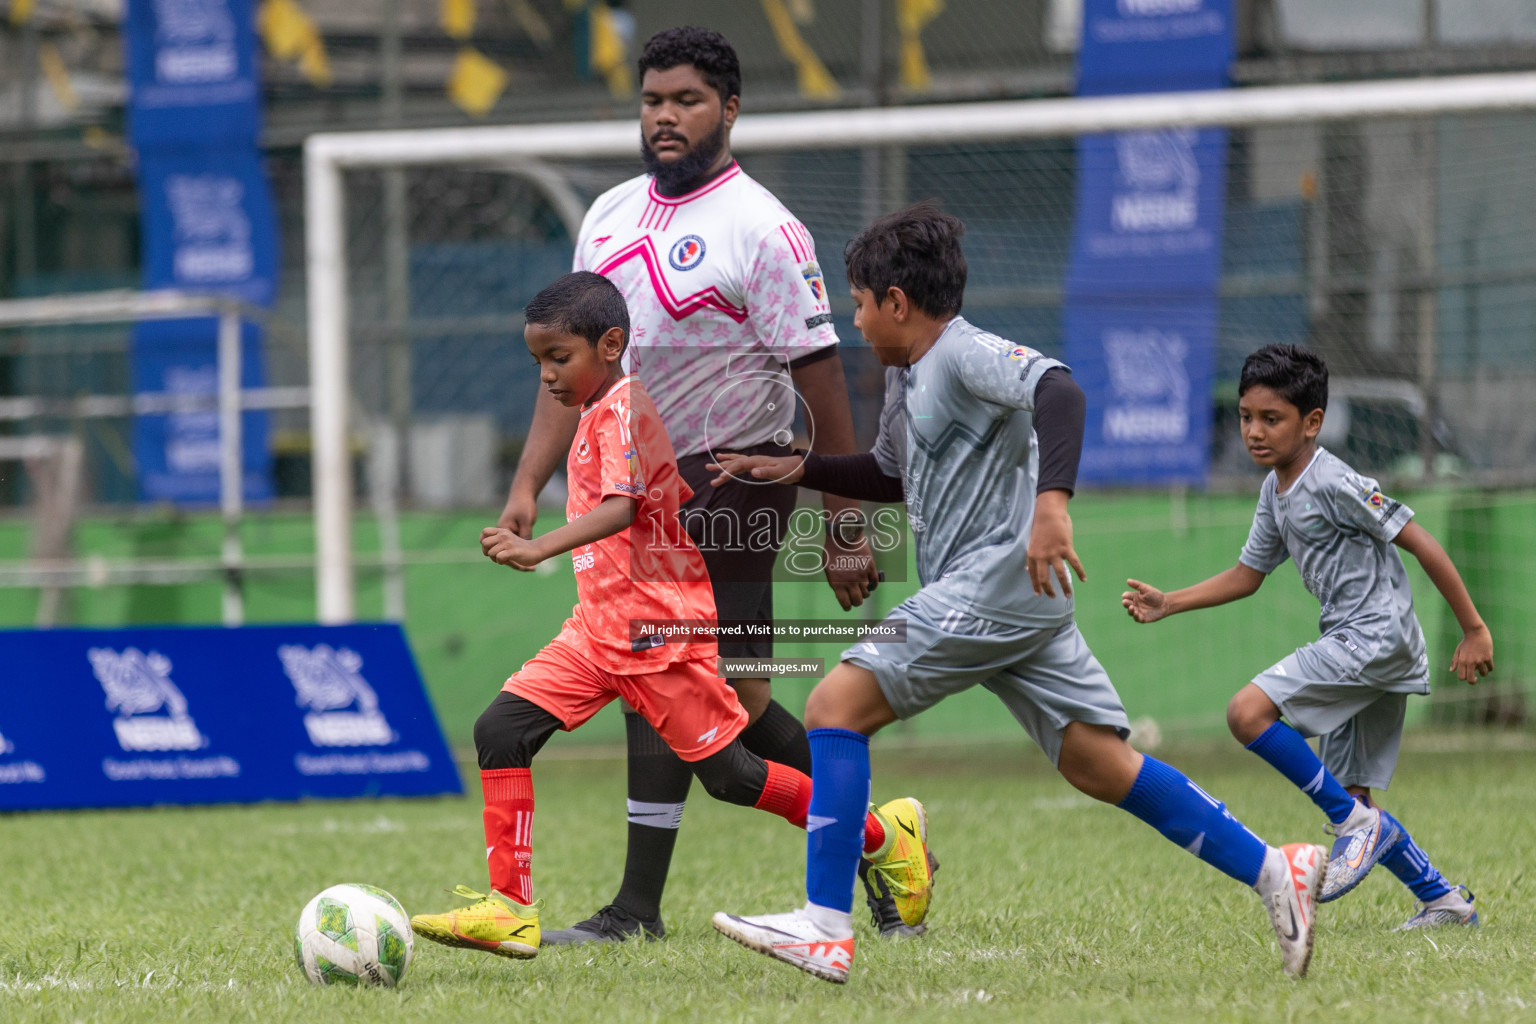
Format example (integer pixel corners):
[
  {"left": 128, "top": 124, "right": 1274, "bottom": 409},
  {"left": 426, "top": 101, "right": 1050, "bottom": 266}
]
[{"left": 641, "top": 116, "right": 729, "bottom": 195}]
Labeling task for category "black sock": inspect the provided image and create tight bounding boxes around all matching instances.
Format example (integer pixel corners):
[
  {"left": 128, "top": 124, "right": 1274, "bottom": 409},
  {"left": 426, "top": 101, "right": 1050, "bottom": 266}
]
[
  {"left": 611, "top": 712, "right": 692, "bottom": 923},
  {"left": 737, "top": 699, "right": 812, "bottom": 774}
]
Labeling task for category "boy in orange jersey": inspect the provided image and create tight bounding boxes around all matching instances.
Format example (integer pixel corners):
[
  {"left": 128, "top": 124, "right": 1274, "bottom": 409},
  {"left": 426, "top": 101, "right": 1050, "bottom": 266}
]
[{"left": 409, "top": 272, "right": 931, "bottom": 961}]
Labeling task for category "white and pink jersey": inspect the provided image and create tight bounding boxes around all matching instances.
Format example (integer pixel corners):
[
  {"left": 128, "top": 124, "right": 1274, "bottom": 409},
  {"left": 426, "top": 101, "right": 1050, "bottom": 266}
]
[{"left": 573, "top": 162, "right": 838, "bottom": 457}]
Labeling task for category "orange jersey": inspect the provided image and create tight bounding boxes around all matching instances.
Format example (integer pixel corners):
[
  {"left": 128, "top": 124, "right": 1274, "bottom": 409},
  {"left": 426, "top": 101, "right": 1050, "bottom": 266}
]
[{"left": 559, "top": 374, "right": 716, "bottom": 673}]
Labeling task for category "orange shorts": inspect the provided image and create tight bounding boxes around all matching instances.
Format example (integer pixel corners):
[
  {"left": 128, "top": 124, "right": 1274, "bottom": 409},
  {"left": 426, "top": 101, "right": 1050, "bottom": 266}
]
[{"left": 503, "top": 639, "right": 748, "bottom": 762}]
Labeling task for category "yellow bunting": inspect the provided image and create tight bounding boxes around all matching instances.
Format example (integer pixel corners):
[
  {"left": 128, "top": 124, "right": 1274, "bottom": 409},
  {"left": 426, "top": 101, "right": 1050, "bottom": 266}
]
[
  {"left": 258, "top": 0, "right": 332, "bottom": 86},
  {"left": 39, "top": 43, "right": 79, "bottom": 112},
  {"left": 447, "top": 46, "right": 509, "bottom": 117},
  {"left": 896, "top": 0, "right": 944, "bottom": 92},
  {"left": 505, "top": 0, "right": 552, "bottom": 46},
  {"left": 589, "top": 3, "right": 632, "bottom": 99},
  {"left": 8, "top": 0, "right": 34, "bottom": 25},
  {"left": 441, "top": 0, "right": 475, "bottom": 40},
  {"left": 760, "top": 0, "right": 840, "bottom": 100}
]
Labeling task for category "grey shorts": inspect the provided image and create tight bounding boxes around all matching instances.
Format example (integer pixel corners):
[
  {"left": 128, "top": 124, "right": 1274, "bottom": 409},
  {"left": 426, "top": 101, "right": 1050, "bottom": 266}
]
[
  {"left": 1252, "top": 635, "right": 1428, "bottom": 790},
  {"left": 842, "top": 585, "right": 1129, "bottom": 766}
]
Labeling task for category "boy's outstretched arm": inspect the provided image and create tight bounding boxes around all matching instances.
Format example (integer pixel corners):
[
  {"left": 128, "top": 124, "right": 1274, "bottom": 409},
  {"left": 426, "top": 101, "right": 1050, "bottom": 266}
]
[
  {"left": 481, "top": 495, "right": 637, "bottom": 569},
  {"left": 1392, "top": 521, "right": 1495, "bottom": 683},
  {"left": 1122, "top": 564, "right": 1266, "bottom": 623}
]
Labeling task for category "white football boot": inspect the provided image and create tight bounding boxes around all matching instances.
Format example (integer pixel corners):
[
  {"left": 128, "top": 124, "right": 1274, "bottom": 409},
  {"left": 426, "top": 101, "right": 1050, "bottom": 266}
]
[
  {"left": 712, "top": 905, "right": 855, "bottom": 984},
  {"left": 1256, "top": 842, "right": 1327, "bottom": 977}
]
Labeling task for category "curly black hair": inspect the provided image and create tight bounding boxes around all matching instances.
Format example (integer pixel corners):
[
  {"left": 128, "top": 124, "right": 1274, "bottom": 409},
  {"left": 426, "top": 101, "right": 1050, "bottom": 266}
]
[
  {"left": 1239, "top": 343, "right": 1328, "bottom": 413},
  {"left": 637, "top": 26, "right": 741, "bottom": 104},
  {"left": 844, "top": 201, "right": 968, "bottom": 318}
]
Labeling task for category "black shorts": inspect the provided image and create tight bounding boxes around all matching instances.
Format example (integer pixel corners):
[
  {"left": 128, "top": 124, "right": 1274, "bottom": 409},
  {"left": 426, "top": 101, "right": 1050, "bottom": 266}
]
[{"left": 676, "top": 442, "right": 798, "bottom": 664}]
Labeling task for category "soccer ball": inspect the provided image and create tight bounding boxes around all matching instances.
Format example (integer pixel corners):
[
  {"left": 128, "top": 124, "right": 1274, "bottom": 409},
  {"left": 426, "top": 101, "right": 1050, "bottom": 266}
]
[{"left": 294, "top": 883, "right": 414, "bottom": 987}]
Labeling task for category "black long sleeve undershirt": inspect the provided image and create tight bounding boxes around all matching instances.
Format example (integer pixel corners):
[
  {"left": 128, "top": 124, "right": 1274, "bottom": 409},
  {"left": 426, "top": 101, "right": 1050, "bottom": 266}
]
[
  {"left": 796, "top": 451, "right": 904, "bottom": 503},
  {"left": 795, "top": 366, "right": 1087, "bottom": 502},
  {"left": 1033, "top": 367, "right": 1086, "bottom": 495}
]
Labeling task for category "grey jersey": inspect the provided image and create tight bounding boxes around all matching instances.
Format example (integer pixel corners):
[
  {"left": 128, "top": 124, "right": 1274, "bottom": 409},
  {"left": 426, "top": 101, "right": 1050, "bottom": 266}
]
[
  {"left": 871, "top": 316, "right": 1071, "bottom": 628},
  {"left": 1239, "top": 447, "right": 1427, "bottom": 685}
]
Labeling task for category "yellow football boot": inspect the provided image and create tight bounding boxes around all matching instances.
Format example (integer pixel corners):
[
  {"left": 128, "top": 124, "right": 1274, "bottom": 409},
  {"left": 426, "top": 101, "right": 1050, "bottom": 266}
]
[
  {"left": 866, "top": 797, "right": 933, "bottom": 927},
  {"left": 410, "top": 885, "right": 541, "bottom": 958}
]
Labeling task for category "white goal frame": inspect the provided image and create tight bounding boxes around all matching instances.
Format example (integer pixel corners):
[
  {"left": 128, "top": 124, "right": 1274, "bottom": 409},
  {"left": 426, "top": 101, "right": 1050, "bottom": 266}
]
[{"left": 304, "top": 70, "right": 1536, "bottom": 623}]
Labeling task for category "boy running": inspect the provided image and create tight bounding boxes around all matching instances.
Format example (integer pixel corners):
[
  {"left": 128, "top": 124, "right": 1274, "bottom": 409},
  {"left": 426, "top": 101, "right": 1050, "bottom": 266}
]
[
  {"left": 409, "top": 272, "right": 931, "bottom": 959},
  {"left": 707, "top": 205, "right": 1326, "bottom": 984},
  {"left": 1122, "top": 343, "right": 1492, "bottom": 929}
]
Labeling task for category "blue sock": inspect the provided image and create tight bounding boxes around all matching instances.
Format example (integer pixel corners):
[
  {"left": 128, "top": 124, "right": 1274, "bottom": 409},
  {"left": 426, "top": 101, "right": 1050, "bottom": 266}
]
[
  {"left": 1381, "top": 816, "right": 1453, "bottom": 902},
  {"left": 1117, "top": 756, "right": 1268, "bottom": 887},
  {"left": 1245, "top": 721, "right": 1357, "bottom": 824},
  {"left": 805, "top": 728, "right": 871, "bottom": 914}
]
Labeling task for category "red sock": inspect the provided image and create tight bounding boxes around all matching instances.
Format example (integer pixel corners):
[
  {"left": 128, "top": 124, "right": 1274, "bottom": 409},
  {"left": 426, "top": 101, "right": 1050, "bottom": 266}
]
[
  {"left": 481, "top": 768, "right": 534, "bottom": 904},
  {"left": 754, "top": 761, "right": 887, "bottom": 855}
]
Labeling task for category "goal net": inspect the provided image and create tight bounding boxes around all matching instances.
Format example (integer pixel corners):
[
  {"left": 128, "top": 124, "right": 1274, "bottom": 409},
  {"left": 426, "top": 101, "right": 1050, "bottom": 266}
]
[{"left": 305, "top": 73, "right": 1536, "bottom": 736}]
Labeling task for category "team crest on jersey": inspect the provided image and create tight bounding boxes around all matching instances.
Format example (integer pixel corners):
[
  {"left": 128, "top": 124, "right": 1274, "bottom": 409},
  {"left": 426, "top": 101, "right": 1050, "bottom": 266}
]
[
  {"left": 668, "top": 234, "right": 707, "bottom": 271},
  {"left": 801, "top": 262, "right": 826, "bottom": 302},
  {"left": 575, "top": 437, "right": 592, "bottom": 464},
  {"left": 1008, "top": 345, "right": 1038, "bottom": 362},
  {"left": 1365, "top": 488, "right": 1385, "bottom": 509},
  {"left": 623, "top": 447, "right": 640, "bottom": 478}
]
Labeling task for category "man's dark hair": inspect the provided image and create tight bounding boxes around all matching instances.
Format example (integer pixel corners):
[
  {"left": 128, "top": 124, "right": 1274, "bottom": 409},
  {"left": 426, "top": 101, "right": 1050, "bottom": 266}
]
[
  {"left": 1238, "top": 343, "right": 1329, "bottom": 413},
  {"left": 637, "top": 26, "right": 741, "bottom": 104},
  {"left": 524, "top": 271, "right": 630, "bottom": 350},
  {"left": 844, "top": 201, "right": 967, "bottom": 318}
]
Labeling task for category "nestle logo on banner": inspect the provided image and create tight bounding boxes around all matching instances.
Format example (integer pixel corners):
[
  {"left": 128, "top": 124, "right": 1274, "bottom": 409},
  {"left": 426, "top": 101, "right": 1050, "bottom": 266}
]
[
  {"left": 279, "top": 645, "right": 397, "bottom": 748},
  {"left": 168, "top": 175, "right": 254, "bottom": 283},
  {"left": 1102, "top": 329, "right": 1191, "bottom": 443},
  {"left": 89, "top": 648, "right": 208, "bottom": 752},
  {"left": 1112, "top": 132, "right": 1199, "bottom": 232},
  {"left": 153, "top": 0, "right": 238, "bottom": 83},
  {"left": 1117, "top": 0, "right": 1201, "bottom": 15}
]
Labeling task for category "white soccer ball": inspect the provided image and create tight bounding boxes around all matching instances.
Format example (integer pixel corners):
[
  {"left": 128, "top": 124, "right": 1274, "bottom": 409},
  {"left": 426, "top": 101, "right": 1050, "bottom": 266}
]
[{"left": 294, "top": 883, "right": 414, "bottom": 987}]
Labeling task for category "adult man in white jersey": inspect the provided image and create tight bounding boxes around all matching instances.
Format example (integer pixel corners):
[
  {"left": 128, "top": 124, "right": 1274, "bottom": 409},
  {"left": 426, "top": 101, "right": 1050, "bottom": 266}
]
[{"left": 497, "top": 26, "right": 898, "bottom": 945}]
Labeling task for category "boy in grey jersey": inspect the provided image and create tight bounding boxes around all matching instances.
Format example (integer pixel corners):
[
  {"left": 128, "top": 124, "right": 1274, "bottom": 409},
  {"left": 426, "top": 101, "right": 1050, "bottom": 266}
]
[
  {"left": 707, "top": 203, "right": 1327, "bottom": 984},
  {"left": 1124, "top": 343, "right": 1495, "bottom": 930}
]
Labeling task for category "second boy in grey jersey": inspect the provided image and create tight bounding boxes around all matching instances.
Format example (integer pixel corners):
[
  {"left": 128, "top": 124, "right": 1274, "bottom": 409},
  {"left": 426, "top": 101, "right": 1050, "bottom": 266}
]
[
  {"left": 1240, "top": 446, "right": 1428, "bottom": 691},
  {"left": 1125, "top": 343, "right": 1493, "bottom": 930}
]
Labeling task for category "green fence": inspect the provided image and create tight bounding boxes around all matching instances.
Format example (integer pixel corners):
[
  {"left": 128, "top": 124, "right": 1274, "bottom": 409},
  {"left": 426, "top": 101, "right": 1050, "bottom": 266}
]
[{"left": 2, "top": 489, "right": 1530, "bottom": 749}]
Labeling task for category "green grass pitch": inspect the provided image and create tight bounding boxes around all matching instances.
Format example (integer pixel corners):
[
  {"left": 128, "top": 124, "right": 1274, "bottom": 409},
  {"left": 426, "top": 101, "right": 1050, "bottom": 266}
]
[{"left": 1, "top": 736, "right": 1532, "bottom": 1023}]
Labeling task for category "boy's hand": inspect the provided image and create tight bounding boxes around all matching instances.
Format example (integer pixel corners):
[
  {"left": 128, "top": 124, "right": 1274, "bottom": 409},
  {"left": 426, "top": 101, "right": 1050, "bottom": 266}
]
[
  {"left": 1027, "top": 491, "right": 1086, "bottom": 598},
  {"left": 1450, "top": 624, "right": 1494, "bottom": 684},
  {"left": 707, "top": 453, "right": 805, "bottom": 487},
  {"left": 1121, "top": 579, "right": 1169, "bottom": 623},
  {"left": 481, "top": 527, "right": 543, "bottom": 569}
]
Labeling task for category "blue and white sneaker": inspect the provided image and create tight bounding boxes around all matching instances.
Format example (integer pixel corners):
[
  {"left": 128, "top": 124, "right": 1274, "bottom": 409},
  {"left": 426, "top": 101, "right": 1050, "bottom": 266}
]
[
  {"left": 1397, "top": 885, "right": 1479, "bottom": 930},
  {"left": 1319, "top": 801, "right": 1402, "bottom": 903}
]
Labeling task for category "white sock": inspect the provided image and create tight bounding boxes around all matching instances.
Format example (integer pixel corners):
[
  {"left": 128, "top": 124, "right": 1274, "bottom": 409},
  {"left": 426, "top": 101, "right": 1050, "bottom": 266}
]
[
  {"left": 802, "top": 901, "right": 854, "bottom": 938},
  {"left": 1338, "top": 799, "right": 1375, "bottom": 833},
  {"left": 1253, "top": 845, "right": 1287, "bottom": 895}
]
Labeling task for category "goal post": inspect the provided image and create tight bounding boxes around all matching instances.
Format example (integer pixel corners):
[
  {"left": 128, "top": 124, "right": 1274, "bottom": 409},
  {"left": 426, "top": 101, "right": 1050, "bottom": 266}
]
[{"left": 303, "top": 70, "right": 1536, "bottom": 625}]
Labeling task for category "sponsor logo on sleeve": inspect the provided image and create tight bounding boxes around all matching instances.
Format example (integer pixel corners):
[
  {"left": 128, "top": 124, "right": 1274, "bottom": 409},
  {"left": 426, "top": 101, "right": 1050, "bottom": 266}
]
[
  {"left": 668, "top": 234, "right": 707, "bottom": 271},
  {"left": 801, "top": 261, "right": 826, "bottom": 302},
  {"left": 804, "top": 312, "right": 833, "bottom": 330},
  {"left": 280, "top": 644, "right": 397, "bottom": 747}
]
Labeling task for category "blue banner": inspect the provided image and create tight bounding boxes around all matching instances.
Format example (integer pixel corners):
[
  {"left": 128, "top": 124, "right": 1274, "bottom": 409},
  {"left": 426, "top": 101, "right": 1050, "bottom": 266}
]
[
  {"left": 124, "top": 0, "right": 261, "bottom": 148},
  {"left": 136, "top": 148, "right": 278, "bottom": 306},
  {"left": 126, "top": 0, "right": 277, "bottom": 504},
  {"left": 0, "top": 625, "right": 462, "bottom": 811},
  {"left": 1077, "top": 0, "right": 1232, "bottom": 96},
  {"left": 1065, "top": 295, "right": 1216, "bottom": 484},
  {"left": 1065, "top": 127, "right": 1227, "bottom": 298},
  {"left": 1064, "top": 0, "right": 1230, "bottom": 485},
  {"left": 131, "top": 318, "right": 274, "bottom": 503}
]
